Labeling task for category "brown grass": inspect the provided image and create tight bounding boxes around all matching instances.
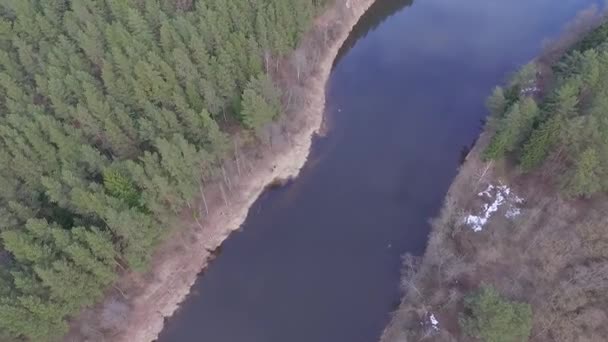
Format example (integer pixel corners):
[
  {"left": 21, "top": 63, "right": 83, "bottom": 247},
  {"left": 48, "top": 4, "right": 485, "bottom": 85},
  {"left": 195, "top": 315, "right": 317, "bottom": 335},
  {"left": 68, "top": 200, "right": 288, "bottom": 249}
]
[{"left": 381, "top": 131, "right": 608, "bottom": 342}]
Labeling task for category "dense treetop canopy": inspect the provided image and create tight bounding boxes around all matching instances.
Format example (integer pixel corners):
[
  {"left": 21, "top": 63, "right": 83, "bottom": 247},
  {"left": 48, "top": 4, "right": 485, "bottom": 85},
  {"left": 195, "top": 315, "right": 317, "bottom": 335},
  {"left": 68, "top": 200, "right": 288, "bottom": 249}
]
[
  {"left": 0, "top": 0, "right": 325, "bottom": 340},
  {"left": 484, "top": 22, "right": 608, "bottom": 197}
]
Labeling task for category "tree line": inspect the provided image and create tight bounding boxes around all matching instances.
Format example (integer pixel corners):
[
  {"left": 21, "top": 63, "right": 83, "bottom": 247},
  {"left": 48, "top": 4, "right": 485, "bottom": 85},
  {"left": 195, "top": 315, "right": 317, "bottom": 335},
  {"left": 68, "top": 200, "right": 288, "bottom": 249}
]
[
  {"left": 483, "top": 21, "right": 608, "bottom": 197},
  {"left": 0, "top": 0, "right": 326, "bottom": 340}
]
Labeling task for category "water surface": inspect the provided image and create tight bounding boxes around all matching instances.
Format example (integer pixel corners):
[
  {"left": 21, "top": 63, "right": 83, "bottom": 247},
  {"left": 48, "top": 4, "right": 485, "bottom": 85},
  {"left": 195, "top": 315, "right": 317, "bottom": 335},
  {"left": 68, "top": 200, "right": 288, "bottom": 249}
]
[{"left": 158, "top": 0, "right": 598, "bottom": 341}]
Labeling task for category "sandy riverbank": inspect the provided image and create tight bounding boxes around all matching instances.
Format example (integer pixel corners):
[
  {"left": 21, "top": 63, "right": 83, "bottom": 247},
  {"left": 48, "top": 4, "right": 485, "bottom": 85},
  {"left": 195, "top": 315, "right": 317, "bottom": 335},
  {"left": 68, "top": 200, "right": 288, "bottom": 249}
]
[{"left": 69, "top": 0, "right": 376, "bottom": 341}]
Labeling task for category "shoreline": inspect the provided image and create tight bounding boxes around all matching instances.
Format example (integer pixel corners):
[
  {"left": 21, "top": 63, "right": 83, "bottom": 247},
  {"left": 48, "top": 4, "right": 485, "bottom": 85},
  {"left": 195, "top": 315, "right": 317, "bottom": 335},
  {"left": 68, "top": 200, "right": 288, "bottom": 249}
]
[
  {"left": 380, "top": 8, "right": 608, "bottom": 340},
  {"left": 379, "top": 131, "right": 494, "bottom": 342},
  {"left": 70, "top": 0, "right": 376, "bottom": 341}
]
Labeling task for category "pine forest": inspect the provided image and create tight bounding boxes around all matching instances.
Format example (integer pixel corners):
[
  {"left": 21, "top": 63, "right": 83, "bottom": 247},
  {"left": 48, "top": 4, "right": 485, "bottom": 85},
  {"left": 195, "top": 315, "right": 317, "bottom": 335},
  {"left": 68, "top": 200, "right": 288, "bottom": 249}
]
[{"left": 0, "top": 0, "right": 326, "bottom": 339}]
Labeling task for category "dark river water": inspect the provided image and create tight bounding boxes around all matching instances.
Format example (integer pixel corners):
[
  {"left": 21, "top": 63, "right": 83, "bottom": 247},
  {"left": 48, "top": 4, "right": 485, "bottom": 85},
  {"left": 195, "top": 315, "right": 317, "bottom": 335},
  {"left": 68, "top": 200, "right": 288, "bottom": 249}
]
[{"left": 158, "top": 0, "right": 598, "bottom": 341}]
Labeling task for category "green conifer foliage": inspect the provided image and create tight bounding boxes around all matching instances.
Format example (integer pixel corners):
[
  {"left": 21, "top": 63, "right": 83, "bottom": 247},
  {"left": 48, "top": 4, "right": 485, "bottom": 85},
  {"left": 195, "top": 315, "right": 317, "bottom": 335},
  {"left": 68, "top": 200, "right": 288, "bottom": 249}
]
[
  {"left": 0, "top": 0, "right": 327, "bottom": 339},
  {"left": 484, "top": 24, "right": 608, "bottom": 197}
]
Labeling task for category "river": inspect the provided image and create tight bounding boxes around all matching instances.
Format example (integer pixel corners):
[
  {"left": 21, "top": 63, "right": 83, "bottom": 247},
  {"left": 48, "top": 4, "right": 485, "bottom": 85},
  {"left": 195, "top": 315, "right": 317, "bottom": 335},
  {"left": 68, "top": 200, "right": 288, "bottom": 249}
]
[{"left": 157, "top": 0, "right": 598, "bottom": 341}]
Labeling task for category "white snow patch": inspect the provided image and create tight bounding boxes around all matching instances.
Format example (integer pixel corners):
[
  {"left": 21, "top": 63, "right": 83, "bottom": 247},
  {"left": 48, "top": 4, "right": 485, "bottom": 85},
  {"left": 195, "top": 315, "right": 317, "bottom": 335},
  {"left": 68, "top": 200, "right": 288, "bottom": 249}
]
[
  {"left": 477, "top": 184, "right": 494, "bottom": 198},
  {"left": 506, "top": 207, "right": 521, "bottom": 219},
  {"left": 465, "top": 215, "right": 487, "bottom": 232},
  {"left": 429, "top": 313, "right": 439, "bottom": 331},
  {"left": 521, "top": 86, "right": 540, "bottom": 95},
  {"left": 465, "top": 183, "right": 524, "bottom": 232}
]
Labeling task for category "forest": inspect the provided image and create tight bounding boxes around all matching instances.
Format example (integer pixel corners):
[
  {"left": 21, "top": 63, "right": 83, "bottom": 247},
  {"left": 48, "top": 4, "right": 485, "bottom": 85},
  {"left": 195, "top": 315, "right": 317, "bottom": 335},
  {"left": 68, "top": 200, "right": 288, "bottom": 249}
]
[
  {"left": 0, "top": 0, "right": 326, "bottom": 340},
  {"left": 484, "top": 20, "right": 608, "bottom": 197}
]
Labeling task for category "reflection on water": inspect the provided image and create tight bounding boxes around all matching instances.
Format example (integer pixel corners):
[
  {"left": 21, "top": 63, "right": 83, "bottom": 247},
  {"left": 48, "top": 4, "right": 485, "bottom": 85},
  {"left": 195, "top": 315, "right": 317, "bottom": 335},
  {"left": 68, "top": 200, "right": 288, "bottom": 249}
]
[
  {"left": 158, "top": 1, "right": 598, "bottom": 342},
  {"left": 333, "top": 0, "right": 414, "bottom": 68}
]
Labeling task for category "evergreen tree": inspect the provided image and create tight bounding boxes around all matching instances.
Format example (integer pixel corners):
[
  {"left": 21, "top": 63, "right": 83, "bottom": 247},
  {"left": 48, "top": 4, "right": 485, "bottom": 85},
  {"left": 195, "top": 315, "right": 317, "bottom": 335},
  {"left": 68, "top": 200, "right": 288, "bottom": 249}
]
[
  {"left": 460, "top": 286, "right": 532, "bottom": 342},
  {"left": 484, "top": 97, "right": 539, "bottom": 160},
  {"left": 103, "top": 168, "right": 141, "bottom": 208},
  {"left": 240, "top": 74, "right": 281, "bottom": 137},
  {"left": 520, "top": 115, "right": 562, "bottom": 171},
  {"left": 563, "top": 148, "right": 603, "bottom": 197},
  {"left": 486, "top": 86, "right": 506, "bottom": 118}
]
